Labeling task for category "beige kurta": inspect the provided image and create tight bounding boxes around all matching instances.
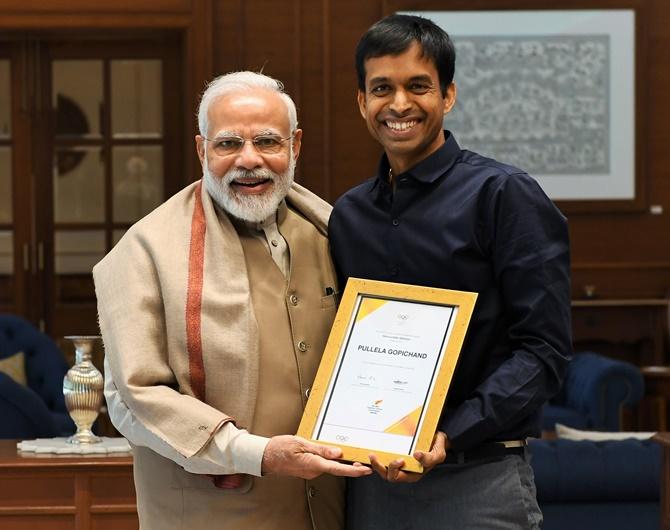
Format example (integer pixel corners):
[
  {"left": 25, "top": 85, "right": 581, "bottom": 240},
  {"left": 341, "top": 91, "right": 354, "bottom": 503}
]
[{"left": 94, "top": 181, "right": 342, "bottom": 529}]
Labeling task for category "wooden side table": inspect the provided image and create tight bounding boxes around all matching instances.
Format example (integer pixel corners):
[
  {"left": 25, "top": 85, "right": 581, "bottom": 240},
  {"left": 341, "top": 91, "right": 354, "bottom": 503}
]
[
  {"left": 654, "top": 432, "right": 670, "bottom": 530},
  {"left": 0, "top": 439, "right": 137, "bottom": 530}
]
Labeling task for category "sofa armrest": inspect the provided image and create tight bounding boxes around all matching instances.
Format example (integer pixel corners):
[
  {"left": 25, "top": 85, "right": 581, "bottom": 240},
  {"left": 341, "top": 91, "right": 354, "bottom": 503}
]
[
  {"left": 0, "top": 372, "right": 62, "bottom": 439},
  {"left": 554, "top": 351, "right": 645, "bottom": 431}
]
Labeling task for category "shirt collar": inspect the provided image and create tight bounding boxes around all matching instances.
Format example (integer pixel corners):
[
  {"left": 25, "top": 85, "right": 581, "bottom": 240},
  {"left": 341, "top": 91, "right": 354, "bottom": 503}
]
[{"left": 369, "top": 130, "right": 461, "bottom": 191}]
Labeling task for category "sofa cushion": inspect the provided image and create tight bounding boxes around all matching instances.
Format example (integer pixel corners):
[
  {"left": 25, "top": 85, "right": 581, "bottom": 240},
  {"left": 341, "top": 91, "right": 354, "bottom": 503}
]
[
  {"left": 555, "top": 423, "right": 656, "bottom": 441},
  {"left": 0, "top": 351, "right": 27, "bottom": 386},
  {"left": 530, "top": 439, "right": 660, "bottom": 502}
]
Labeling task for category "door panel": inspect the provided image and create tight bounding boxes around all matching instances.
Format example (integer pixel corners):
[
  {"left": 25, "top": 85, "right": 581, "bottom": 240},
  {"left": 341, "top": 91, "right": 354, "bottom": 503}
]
[
  {"left": 0, "top": 58, "right": 17, "bottom": 312},
  {"left": 0, "top": 34, "right": 182, "bottom": 339},
  {"left": 112, "top": 145, "right": 163, "bottom": 222},
  {"left": 47, "top": 38, "right": 180, "bottom": 340},
  {"left": 0, "top": 148, "right": 11, "bottom": 223},
  {"left": 53, "top": 60, "right": 104, "bottom": 139},
  {"left": 54, "top": 146, "right": 105, "bottom": 223},
  {"left": 110, "top": 59, "right": 163, "bottom": 139},
  {"left": 0, "top": 86, "right": 11, "bottom": 300}
]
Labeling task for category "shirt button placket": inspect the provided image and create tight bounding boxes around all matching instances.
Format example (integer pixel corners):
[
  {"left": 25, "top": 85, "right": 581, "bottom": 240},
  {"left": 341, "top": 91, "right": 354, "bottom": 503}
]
[{"left": 390, "top": 216, "right": 400, "bottom": 276}]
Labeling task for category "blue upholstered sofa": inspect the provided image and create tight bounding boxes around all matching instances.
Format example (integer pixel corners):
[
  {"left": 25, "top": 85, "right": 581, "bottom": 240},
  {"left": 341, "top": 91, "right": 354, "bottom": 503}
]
[
  {"left": 530, "top": 438, "right": 660, "bottom": 530},
  {"left": 542, "top": 351, "right": 645, "bottom": 432},
  {"left": 0, "top": 314, "right": 75, "bottom": 438},
  {"left": 531, "top": 351, "right": 660, "bottom": 528}
]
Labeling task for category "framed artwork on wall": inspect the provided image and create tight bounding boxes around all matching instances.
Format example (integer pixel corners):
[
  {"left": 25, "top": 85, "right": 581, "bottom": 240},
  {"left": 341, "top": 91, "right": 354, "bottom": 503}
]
[{"left": 396, "top": 6, "right": 646, "bottom": 213}]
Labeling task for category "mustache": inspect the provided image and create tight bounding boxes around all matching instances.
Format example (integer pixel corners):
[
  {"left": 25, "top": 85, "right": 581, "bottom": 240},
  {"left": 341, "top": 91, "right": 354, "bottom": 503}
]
[{"left": 223, "top": 167, "right": 276, "bottom": 184}]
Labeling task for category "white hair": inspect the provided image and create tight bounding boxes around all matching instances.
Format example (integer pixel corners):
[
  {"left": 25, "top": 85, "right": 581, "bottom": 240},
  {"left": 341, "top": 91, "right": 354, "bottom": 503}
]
[{"left": 197, "top": 71, "right": 298, "bottom": 136}]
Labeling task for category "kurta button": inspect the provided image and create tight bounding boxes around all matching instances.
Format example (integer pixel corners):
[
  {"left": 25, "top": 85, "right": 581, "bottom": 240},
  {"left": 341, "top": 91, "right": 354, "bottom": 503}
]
[
  {"left": 308, "top": 486, "right": 317, "bottom": 498},
  {"left": 392, "top": 219, "right": 400, "bottom": 226},
  {"left": 290, "top": 294, "right": 299, "bottom": 305},
  {"left": 298, "top": 340, "right": 308, "bottom": 352},
  {"left": 305, "top": 387, "right": 311, "bottom": 398},
  {"left": 271, "top": 239, "right": 279, "bottom": 247}
]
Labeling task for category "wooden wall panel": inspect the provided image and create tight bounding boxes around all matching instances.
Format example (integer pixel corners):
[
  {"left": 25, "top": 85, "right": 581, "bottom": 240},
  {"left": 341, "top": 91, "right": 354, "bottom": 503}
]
[
  {"left": 238, "top": 0, "right": 299, "bottom": 86},
  {"left": 568, "top": 0, "right": 670, "bottom": 299},
  {"left": 0, "top": 0, "right": 192, "bottom": 11},
  {"left": 296, "top": 0, "right": 328, "bottom": 197},
  {"left": 327, "top": 0, "right": 382, "bottom": 195},
  {"left": 212, "top": 0, "right": 244, "bottom": 75}
]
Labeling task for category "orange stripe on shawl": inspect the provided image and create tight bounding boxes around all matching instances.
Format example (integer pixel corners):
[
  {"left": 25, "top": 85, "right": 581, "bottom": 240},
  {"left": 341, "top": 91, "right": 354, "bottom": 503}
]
[
  {"left": 186, "top": 181, "right": 207, "bottom": 402},
  {"left": 187, "top": 182, "right": 244, "bottom": 490}
]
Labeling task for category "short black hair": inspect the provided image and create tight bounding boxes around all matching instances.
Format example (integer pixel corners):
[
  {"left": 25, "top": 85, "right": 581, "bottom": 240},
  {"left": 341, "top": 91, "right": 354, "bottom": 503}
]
[{"left": 355, "top": 14, "right": 456, "bottom": 97}]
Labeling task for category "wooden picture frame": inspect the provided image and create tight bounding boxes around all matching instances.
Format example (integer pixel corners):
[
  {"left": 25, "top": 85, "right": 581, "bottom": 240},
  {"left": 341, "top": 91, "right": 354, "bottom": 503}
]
[{"left": 297, "top": 278, "right": 477, "bottom": 473}]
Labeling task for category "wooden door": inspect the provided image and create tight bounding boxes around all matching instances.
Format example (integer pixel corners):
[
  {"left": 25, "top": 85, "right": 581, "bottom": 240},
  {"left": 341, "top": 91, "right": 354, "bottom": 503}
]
[{"left": 0, "top": 32, "right": 184, "bottom": 342}]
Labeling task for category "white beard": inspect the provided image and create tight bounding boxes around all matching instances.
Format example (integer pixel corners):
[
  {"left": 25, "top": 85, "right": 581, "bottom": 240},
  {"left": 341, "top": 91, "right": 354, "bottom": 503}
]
[{"left": 204, "top": 151, "right": 295, "bottom": 223}]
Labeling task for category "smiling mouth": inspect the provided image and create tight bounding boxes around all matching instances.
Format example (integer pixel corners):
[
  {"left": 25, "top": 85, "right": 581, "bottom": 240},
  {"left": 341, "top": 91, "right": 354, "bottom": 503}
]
[
  {"left": 231, "top": 178, "right": 272, "bottom": 189},
  {"left": 384, "top": 119, "right": 418, "bottom": 132}
]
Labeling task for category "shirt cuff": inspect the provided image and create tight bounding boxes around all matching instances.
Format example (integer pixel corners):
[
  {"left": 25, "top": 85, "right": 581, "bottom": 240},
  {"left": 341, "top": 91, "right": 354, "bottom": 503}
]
[{"left": 218, "top": 430, "right": 269, "bottom": 477}]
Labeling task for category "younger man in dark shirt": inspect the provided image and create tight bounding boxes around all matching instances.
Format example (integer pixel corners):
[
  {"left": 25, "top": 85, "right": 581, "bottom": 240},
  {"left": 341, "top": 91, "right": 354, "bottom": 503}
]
[{"left": 329, "top": 14, "right": 572, "bottom": 529}]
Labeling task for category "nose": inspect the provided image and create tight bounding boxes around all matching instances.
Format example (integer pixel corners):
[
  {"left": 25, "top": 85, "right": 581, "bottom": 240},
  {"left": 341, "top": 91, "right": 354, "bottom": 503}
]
[
  {"left": 389, "top": 89, "right": 411, "bottom": 114},
  {"left": 234, "top": 140, "right": 263, "bottom": 170}
]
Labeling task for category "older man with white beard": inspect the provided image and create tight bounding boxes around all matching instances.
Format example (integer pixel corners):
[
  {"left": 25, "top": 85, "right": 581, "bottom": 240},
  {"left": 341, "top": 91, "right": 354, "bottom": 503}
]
[{"left": 93, "top": 71, "right": 370, "bottom": 530}]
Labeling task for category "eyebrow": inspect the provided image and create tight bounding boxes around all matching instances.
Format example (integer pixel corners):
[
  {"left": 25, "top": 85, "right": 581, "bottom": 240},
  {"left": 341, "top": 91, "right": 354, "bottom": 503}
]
[
  {"left": 256, "top": 129, "right": 282, "bottom": 136},
  {"left": 368, "top": 74, "right": 435, "bottom": 86},
  {"left": 368, "top": 76, "right": 391, "bottom": 86},
  {"left": 408, "top": 75, "right": 434, "bottom": 83},
  {"left": 211, "top": 128, "right": 282, "bottom": 138}
]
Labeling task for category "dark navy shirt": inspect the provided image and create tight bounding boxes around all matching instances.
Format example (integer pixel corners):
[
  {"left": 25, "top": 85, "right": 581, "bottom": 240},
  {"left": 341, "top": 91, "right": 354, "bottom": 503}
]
[{"left": 329, "top": 131, "right": 572, "bottom": 450}]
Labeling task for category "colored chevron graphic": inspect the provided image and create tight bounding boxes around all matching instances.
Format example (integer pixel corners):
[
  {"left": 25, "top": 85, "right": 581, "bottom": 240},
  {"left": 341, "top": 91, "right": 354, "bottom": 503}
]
[
  {"left": 355, "top": 297, "right": 388, "bottom": 322},
  {"left": 383, "top": 406, "right": 422, "bottom": 436}
]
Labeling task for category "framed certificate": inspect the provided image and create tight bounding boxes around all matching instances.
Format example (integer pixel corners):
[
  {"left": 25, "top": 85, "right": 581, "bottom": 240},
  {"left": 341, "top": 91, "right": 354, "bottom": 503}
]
[{"left": 297, "top": 278, "right": 477, "bottom": 473}]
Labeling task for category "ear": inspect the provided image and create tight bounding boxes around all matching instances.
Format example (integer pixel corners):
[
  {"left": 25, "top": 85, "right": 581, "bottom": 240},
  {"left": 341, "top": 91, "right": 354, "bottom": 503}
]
[
  {"left": 357, "top": 90, "right": 367, "bottom": 120},
  {"left": 443, "top": 82, "right": 457, "bottom": 115},
  {"left": 195, "top": 135, "right": 206, "bottom": 165},
  {"left": 291, "top": 129, "right": 303, "bottom": 161}
]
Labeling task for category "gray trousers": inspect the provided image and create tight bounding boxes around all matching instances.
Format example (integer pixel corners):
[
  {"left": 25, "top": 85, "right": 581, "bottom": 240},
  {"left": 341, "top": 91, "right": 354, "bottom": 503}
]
[{"left": 347, "top": 454, "right": 542, "bottom": 530}]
